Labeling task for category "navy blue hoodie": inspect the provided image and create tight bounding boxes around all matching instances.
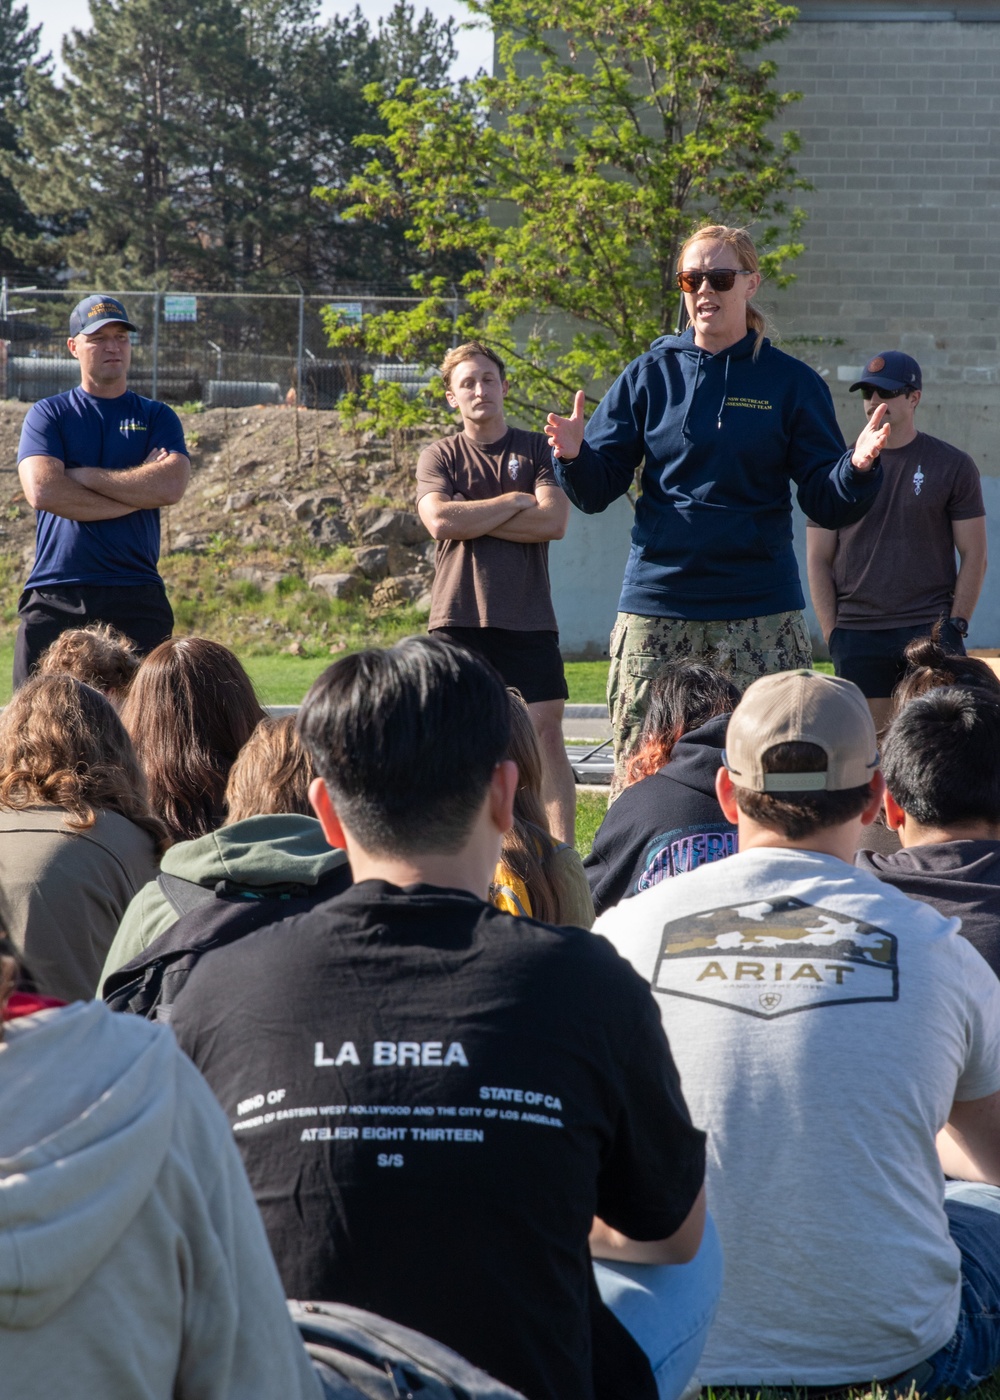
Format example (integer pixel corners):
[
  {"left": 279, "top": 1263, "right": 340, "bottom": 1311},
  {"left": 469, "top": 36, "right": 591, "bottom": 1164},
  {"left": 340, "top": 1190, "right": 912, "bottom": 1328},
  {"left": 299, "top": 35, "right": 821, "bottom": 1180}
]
[
  {"left": 555, "top": 329, "right": 882, "bottom": 620},
  {"left": 584, "top": 714, "right": 737, "bottom": 916}
]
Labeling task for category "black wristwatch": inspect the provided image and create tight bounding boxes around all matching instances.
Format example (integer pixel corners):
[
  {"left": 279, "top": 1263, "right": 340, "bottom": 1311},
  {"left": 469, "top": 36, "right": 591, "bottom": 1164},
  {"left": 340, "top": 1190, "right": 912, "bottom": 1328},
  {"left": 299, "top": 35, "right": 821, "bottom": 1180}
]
[{"left": 949, "top": 616, "right": 970, "bottom": 637}]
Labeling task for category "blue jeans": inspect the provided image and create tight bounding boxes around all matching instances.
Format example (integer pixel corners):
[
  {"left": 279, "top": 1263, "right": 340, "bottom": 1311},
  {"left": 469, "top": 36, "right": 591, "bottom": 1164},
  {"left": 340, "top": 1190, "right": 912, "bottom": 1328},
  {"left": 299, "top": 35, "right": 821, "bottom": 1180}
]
[
  {"left": 892, "top": 1182, "right": 1000, "bottom": 1396},
  {"left": 594, "top": 1212, "right": 724, "bottom": 1400}
]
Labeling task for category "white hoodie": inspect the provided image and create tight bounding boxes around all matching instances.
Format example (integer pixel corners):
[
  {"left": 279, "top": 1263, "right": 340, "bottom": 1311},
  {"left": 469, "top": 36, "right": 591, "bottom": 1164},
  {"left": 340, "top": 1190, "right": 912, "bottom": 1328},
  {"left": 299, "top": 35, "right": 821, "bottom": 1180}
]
[{"left": 0, "top": 1001, "right": 321, "bottom": 1399}]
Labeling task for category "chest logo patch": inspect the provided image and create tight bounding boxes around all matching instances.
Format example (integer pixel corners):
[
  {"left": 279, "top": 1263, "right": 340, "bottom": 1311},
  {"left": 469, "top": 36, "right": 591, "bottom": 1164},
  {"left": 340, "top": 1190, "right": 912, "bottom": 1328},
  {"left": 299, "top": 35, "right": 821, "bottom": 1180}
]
[
  {"left": 119, "top": 418, "right": 147, "bottom": 436},
  {"left": 653, "top": 896, "right": 898, "bottom": 1018},
  {"left": 913, "top": 466, "right": 924, "bottom": 496},
  {"left": 508, "top": 454, "right": 522, "bottom": 480}
]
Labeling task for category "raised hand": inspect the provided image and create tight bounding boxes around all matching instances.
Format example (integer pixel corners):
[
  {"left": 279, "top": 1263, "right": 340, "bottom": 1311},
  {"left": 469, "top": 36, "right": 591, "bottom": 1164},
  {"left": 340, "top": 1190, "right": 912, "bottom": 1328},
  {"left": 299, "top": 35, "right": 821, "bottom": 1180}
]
[
  {"left": 852, "top": 402, "right": 891, "bottom": 471},
  {"left": 545, "top": 390, "right": 586, "bottom": 460}
]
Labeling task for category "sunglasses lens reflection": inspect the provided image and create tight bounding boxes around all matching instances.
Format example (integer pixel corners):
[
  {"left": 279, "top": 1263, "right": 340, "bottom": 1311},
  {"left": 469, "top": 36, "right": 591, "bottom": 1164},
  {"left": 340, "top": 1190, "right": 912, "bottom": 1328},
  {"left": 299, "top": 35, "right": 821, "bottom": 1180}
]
[{"left": 676, "top": 270, "right": 739, "bottom": 294}]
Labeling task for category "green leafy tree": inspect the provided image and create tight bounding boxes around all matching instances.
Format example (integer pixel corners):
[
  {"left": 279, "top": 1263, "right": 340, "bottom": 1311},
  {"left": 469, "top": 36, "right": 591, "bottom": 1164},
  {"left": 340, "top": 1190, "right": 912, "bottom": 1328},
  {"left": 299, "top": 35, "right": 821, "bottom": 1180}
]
[
  {"left": 0, "top": 0, "right": 48, "bottom": 276},
  {"left": 327, "top": 0, "right": 808, "bottom": 424}
]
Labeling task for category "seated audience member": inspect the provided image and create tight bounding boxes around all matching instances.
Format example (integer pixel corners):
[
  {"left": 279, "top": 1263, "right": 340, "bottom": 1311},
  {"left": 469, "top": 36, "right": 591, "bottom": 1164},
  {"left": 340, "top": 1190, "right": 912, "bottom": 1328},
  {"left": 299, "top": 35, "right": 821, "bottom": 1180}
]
[
  {"left": 0, "top": 674, "right": 166, "bottom": 1000},
  {"left": 170, "top": 636, "right": 719, "bottom": 1400},
  {"left": 0, "top": 934, "right": 321, "bottom": 1398},
  {"left": 121, "top": 636, "right": 266, "bottom": 843},
  {"left": 37, "top": 621, "right": 139, "bottom": 703},
  {"left": 892, "top": 632, "right": 1000, "bottom": 717},
  {"left": 100, "top": 715, "right": 351, "bottom": 1012},
  {"left": 861, "top": 634, "right": 1000, "bottom": 859},
  {"left": 586, "top": 664, "right": 740, "bottom": 916},
  {"left": 858, "top": 687, "right": 1000, "bottom": 978},
  {"left": 492, "top": 690, "right": 595, "bottom": 928},
  {"left": 596, "top": 669, "right": 1000, "bottom": 1393}
]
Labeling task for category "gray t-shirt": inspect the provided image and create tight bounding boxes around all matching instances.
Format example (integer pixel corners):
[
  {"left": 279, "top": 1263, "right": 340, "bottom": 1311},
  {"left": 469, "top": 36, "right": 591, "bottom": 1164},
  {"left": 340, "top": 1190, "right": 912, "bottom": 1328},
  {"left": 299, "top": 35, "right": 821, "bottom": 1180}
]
[
  {"left": 595, "top": 846, "right": 1000, "bottom": 1387},
  {"left": 415, "top": 427, "right": 559, "bottom": 631}
]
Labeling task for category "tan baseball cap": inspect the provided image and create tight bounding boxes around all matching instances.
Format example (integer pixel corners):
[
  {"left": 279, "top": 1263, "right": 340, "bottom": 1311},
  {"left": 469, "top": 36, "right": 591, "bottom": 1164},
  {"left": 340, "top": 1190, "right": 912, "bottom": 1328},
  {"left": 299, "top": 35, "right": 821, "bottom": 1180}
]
[{"left": 723, "top": 669, "right": 879, "bottom": 793}]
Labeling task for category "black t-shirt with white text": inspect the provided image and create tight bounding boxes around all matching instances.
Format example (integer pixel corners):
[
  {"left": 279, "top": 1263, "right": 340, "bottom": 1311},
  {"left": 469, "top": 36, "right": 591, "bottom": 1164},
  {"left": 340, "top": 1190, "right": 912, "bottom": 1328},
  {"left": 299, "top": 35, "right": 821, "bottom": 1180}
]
[{"left": 171, "top": 882, "right": 705, "bottom": 1400}]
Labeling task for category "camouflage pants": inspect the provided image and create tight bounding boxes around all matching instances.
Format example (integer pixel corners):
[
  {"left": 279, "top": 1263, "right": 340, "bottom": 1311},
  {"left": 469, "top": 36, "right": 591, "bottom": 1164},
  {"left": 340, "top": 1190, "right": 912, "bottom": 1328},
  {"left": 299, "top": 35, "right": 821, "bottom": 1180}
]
[{"left": 607, "top": 609, "right": 813, "bottom": 780}]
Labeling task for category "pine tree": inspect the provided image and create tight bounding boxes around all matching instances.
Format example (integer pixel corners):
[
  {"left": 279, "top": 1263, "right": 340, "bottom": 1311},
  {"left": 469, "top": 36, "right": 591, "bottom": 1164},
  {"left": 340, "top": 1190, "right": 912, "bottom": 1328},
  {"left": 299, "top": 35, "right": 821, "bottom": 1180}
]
[
  {"left": 0, "top": 0, "right": 47, "bottom": 277},
  {"left": 1, "top": 0, "right": 472, "bottom": 290}
]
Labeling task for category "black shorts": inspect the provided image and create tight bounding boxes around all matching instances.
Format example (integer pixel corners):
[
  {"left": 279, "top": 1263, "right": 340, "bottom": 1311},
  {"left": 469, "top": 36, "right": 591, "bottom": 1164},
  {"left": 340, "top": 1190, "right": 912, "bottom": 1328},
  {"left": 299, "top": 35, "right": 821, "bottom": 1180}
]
[
  {"left": 14, "top": 582, "right": 174, "bottom": 690},
  {"left": 430, "top": 626, "right": 569, "bottom": 705},
  {"left": 829, "top": 622, "right": 964, "bottom": 699}
]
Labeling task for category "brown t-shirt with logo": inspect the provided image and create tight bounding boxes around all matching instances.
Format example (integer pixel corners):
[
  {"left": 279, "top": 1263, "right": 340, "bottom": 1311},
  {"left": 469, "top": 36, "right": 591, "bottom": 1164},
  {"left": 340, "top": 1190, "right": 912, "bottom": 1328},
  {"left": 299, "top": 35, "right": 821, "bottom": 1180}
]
[
  {"left": 415, "top": 427, "right": 559, "bottom": 631},
  {"left": 807, "top": 431, "right": 985, "bottom": 629}
]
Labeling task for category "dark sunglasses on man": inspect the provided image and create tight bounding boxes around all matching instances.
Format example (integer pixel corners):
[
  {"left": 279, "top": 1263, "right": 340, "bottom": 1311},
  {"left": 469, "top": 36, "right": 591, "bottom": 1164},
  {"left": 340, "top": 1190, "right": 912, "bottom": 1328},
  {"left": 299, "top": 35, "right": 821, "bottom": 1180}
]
[
  {"left": 859, "top": 385, "right": 913, "bottom": 401},
  {"left": 675, "top": 269, "right": 754, "bottom": 294}
]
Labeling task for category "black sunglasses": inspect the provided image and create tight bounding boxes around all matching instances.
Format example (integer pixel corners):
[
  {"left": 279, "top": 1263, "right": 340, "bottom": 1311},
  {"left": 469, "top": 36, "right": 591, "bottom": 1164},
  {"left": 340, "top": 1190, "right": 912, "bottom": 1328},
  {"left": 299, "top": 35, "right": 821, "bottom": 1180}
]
[
  {"left": 676, "top": 269, "right": 753, "bottom": 294},
  {"left": 860, "top": 385, "right": 913, "bottom": 401}
]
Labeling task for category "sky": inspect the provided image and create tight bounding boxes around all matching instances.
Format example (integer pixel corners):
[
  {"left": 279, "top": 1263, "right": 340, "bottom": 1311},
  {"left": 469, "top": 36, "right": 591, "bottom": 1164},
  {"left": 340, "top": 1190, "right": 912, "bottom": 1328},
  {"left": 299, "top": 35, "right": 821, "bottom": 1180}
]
[{"left": 24, "top": 0, "right": 494, "bottom": 80}]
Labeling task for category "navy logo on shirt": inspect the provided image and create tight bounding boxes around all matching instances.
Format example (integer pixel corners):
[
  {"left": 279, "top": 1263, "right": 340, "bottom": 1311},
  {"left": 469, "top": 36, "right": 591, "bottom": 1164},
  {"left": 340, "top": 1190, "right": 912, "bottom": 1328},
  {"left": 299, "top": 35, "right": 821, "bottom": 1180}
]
[{"left": 653, "top": 896, "right": 899, "bottom": 1019}]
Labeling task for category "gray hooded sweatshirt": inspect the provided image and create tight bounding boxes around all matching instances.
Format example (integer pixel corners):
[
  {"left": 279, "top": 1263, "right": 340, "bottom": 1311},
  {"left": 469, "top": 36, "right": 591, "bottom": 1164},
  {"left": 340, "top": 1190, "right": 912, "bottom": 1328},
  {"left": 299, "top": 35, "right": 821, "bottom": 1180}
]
[{"left": 0, "top": 1000, "right": 321, "bottom": 1400}]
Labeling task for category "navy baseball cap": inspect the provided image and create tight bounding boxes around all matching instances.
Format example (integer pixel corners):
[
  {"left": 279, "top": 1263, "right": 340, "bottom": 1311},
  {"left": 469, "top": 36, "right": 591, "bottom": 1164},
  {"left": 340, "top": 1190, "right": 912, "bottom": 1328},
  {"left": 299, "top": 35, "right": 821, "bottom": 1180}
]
[
  {"left": 850, "top": 351, "right": 922, "bottom": 394},
  {"left": 69, "top": 294, "right": 138, "bottom": 337}
]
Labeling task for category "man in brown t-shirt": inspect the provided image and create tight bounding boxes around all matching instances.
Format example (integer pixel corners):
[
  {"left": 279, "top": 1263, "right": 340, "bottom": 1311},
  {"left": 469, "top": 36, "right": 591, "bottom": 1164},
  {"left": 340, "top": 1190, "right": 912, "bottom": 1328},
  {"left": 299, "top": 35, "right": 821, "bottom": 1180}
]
[
  {"left": 807, "top": 351, "right": 987, "bottom": 728},
  {"left": 416, "top": 342, "right": 576, "bottom": 842}
]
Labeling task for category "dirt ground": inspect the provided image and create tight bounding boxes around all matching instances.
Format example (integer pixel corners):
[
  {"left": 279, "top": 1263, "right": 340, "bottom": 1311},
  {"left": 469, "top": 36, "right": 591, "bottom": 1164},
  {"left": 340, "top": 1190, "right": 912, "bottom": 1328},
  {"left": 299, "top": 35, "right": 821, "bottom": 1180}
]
[
  {"left": 0, "top": 400, "right": 423, "bottom": 561},
  {"left": 0, "top": 401, "right": 436, "bottom": 640}
]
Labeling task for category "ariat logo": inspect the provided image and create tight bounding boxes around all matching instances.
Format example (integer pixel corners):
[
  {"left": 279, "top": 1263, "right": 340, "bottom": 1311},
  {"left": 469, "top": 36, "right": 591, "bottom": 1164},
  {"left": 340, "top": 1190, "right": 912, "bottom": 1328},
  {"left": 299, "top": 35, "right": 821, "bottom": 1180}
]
[
  {"left": 119, "top": 419, "right": 146, "bottom": 436},
  {"left": 653, "top": 896, "right": 899, "bottom": 1019}
]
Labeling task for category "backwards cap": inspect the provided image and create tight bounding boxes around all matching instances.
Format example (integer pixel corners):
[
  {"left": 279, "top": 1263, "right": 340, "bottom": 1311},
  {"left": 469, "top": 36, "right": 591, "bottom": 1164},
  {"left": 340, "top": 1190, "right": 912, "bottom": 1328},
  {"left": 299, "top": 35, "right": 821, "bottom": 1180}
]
[{"left": 723, "top": 669, "right": 878, "bottom": 792}]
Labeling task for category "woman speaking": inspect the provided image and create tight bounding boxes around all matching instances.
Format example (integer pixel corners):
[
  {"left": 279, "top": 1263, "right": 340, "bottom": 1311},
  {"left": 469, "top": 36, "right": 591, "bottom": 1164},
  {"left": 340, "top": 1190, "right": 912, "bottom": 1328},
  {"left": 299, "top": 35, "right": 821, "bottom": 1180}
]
[{"left": 546, "top": 223, "right": 889, "bottom": 776}]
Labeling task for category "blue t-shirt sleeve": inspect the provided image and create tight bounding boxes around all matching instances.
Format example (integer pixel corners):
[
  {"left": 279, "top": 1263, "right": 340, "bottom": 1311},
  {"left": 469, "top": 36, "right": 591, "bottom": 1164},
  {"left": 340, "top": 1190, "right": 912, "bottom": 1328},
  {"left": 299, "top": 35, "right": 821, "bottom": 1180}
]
[
  {"left": 148, "top": 403, "right": 188, "bottom": 456},
  {"left": 17, "top": 400, "right": 64, "bottom": 463}
]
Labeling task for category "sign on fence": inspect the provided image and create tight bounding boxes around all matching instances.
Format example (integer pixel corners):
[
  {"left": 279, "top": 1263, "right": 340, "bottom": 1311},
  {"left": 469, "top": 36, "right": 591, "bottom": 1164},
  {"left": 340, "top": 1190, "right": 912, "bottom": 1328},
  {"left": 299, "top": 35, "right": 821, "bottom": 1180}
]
[
  {"left": 326, "top": 301, "right": 363, "bottom": 326},
  {"left": 163, "top": 295, "right": 198, "bottom": 322}
]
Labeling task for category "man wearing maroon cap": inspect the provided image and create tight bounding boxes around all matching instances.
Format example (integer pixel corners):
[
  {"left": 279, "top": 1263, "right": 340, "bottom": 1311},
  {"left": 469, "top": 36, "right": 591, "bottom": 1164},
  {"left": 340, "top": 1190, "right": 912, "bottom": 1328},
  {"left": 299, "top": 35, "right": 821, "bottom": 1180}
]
[{"left": 807, "top": 350, "right": 987, "bottom": 728}]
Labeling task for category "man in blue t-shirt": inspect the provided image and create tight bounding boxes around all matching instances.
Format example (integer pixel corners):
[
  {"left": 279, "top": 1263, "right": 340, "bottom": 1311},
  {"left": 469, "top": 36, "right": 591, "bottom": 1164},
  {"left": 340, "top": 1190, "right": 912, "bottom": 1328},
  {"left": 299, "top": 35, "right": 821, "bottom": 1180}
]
[{"left": 14, "top": 294, "right": 190, "bottom": 686}]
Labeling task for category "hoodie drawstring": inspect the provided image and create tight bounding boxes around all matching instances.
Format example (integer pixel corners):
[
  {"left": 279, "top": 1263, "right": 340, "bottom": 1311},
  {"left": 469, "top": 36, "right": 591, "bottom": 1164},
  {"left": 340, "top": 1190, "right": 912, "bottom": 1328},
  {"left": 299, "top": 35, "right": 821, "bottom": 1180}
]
[
  {"left": 717, "top": 354, "right": 730, "bottom": 430},
  {"left": 680, "top": 350, "right": 704, "bottom": 438}
]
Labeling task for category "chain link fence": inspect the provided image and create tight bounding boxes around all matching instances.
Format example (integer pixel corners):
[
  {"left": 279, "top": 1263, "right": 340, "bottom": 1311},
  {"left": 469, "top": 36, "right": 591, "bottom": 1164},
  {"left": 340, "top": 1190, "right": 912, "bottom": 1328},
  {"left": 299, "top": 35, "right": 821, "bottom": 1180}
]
[{"left": 0, "top": 285, "right": 449, "bottom": 408}]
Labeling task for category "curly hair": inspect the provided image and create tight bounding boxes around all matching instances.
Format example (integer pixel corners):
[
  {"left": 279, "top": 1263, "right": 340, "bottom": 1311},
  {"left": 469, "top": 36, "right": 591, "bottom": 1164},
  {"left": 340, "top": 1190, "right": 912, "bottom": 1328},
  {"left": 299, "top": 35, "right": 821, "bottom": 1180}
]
[
  {"left": 225, "top": 716, "right": 316, "bottom": 823},
  {"left": 37, "top": 622, "right": 139, "bottom": 698},
  {"left": 0, "top": 674, "right": 169, "bottom": 853},
  {"left": 121, "top": 637, "right": 266, "bottom": 843}
]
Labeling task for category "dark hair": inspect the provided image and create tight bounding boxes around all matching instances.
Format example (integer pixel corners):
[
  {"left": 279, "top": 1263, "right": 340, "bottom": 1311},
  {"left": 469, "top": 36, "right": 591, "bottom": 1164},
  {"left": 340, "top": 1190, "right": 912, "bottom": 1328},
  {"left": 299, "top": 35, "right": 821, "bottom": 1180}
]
[
  {"left": 892, "top": 632, "right": 1000, "bottom": 717},
  {"left": 37, "top": 622, "right": 139, "bottom": 697},
  {"left": 625, "top": 662, "right": 740, "bottom": 787},
  {"left": 224, "top": 716, "right": 315, "bottom": 823},
  {"left": 297, "top": 635, "right": 511, "bottom": 856},
  {"left": 0, "top": 673, "right": 169, "bottom": 854},
  {"left": 120, "top": 637, "right": 266, "bottom": 843},
  {"left": 734, "top": 742, "right": 872, "bottom": 839},
  {"left": 494, "top": 691, "right": 562, "bottom": 923},
  {"left": 882, "top": 686, "right": 1000, "bottom": 828}
]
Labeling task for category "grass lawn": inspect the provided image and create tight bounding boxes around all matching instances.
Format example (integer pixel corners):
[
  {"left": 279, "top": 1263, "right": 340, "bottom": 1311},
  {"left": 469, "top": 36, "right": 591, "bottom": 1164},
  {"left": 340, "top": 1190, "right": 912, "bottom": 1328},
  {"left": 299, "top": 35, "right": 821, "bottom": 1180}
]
[{"left": 575, "top": 790, "right": 608, "bottom": 859}]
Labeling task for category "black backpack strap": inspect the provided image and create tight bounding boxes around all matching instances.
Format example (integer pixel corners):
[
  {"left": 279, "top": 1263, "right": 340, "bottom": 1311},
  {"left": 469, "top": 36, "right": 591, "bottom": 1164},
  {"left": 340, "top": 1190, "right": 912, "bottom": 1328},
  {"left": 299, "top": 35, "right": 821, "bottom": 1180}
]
[{"left": 156, "top": 871, "right": 218, "bottom": 917}]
